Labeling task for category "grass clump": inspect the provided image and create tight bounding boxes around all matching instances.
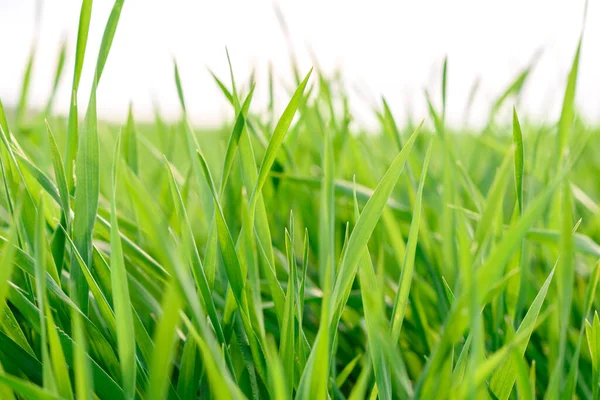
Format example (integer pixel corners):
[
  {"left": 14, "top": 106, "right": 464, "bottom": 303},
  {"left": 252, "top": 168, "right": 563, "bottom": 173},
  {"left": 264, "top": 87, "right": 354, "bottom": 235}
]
[{"left": 1, "top": 1, "right": 600, "bottom": 399}]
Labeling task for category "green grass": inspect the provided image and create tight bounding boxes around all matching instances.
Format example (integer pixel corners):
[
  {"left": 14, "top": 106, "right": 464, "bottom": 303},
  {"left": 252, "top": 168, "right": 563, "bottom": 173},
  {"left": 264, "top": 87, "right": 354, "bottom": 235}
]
[{"left": 1, "top": 1, "right": 600, "bottom": 399}]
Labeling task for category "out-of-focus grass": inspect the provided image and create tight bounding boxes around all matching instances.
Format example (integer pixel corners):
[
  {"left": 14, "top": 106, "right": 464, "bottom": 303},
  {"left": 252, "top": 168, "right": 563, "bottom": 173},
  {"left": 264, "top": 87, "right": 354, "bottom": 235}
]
[{"left": 0, "top": 1, "right": 599, "bottom": 399}]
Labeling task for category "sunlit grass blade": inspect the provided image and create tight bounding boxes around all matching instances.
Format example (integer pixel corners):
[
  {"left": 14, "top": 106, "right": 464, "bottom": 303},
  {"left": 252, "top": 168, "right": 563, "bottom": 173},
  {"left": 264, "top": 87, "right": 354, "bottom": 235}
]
[
  {"left": 0, "top": 224, "right": 18, "bottom": 323},
  {"left": 0, "top": 374, "right": 60, "bottom": 400},
  {"left": 196, "top": 150, "right": 267, "bottom": 382},
  {"left": 110, "top": 135, "right": 136, "bottom": 400},
  {"left": 560, "top": 259, "right": 600, "bottom": 399},
  {"left": 512, "top": 108, "right": 524, "bottom": 213},
  {"left": 145, "top": 283, "right": 180, "bottom": 400},
  {"left": 490, "top": 267, "right": 555, "bottom": 399},
  {"left": 72, "top": 309, "right": 92, "bottom": 400},
  {"left": 473, "top": 147, "right": 513, "bottom": 252},
  {"left": 354, "top": 185, "right": 392, "bottom": 400},
  {"left": 330, "top": 121, "right": 422, "bottom": 327},
  {"left": 94, "top": 0, "right": 125, "bottom": 81},
  {"left": 71, "top": 76, "right": 99, "bottom": 313},
  {"left": 391, "top": 138, "right": 433, "bottom": 341},
  {"left": 163, "top": 158, "right": 234, "bottom": 374},
  {"left": 319, "top": 123, "right": 335, "bottom": 287},
  {"left": 249, "top": 68, "right": 312, "bottom": 212},
  {"left": 64, "top": 0, "right": 92, "bottom": 191},
  {"left": 45, "top": 306, "right": 73, "bottom": 400}
]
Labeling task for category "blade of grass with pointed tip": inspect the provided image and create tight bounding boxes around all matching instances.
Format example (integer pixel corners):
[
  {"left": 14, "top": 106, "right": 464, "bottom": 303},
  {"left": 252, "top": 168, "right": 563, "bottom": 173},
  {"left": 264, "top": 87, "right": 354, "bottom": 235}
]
[
  {"left": 442, "top": 57, "right": 448, "bottom": 121},
  {"left": 72, "top": 0, "right": 125, "bottom": 312},
  {"left": 94, "top": 0, "right": 125, "bottom": 82},
  {"left": 557, "top": 38, "right": 582, "bottom": 166},
  {"left": 123, "top": 104, "right": 139, "bottom": 175},
  {"left": 249, "top": 69, "right": 312, "bottom": 213},
  {"left": 220, "top": 86, "right": 255, "bottom": 194},
  {"left": 415, "top": 168, "right": 566, "bottom": 397},
  {"left": 329, "top": 122, "right": 421, "bottom": 329},
  {"left": 489, "top": 65, "right": 534, "bottom": 123},
  {"left": 64, "top": 0, "right": 92, "bottom": 191},
  {"left": 490, "top": 268, "right": 556, "bottom": 399},
  {"left": 43, "top": 38, "right": 67, "bottom": 116},
  {"left": 16, "top": 45, "right": 35, "bottom": 126},
  {"left": 391, "top": 138, "right": 433, "bottom": 341},
  {"left": 71, "top": 75, "right": 98, "bottom": 313},
  {"left": 513, "top": 108, "right": 524, "bottom": 213}
]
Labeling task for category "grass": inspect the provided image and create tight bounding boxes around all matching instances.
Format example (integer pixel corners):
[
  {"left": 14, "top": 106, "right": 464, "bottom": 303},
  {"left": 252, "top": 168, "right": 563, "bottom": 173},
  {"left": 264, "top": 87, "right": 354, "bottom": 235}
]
[{"left": 1, "top": 1, "right": 600, "bottom": 399}]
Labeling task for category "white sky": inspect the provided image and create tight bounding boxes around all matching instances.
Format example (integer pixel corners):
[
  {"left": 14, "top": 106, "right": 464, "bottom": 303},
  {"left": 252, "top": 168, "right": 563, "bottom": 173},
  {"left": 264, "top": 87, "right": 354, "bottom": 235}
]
[{"left": 0, "top": 0, "right": 598, "bottom": 129}]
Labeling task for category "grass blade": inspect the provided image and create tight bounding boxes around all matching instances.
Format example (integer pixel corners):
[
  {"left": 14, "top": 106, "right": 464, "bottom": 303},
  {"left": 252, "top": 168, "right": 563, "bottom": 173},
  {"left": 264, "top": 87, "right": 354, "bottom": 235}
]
[{"left": 110, "top": 135, "right": 136, "bottom": 400}]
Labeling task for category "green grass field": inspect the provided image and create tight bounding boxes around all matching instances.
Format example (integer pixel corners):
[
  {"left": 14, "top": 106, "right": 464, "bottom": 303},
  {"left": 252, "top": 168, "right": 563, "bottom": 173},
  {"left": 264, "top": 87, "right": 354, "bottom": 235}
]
[{"left": 1, "top": 1, "right": 599, "bottom": 399}]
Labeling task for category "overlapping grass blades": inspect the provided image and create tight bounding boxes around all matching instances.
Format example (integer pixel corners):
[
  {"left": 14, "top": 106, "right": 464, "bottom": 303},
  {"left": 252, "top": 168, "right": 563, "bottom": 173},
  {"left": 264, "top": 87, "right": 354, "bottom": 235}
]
[{"left": 0, "top": 2, "right": 599, "bottom": 399}]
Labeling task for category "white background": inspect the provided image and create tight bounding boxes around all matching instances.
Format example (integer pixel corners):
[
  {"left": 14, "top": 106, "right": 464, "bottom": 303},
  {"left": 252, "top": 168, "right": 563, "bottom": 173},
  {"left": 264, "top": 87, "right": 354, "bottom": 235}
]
[{"left": 0, "top": 0, "right": 598, "bottom": 129}]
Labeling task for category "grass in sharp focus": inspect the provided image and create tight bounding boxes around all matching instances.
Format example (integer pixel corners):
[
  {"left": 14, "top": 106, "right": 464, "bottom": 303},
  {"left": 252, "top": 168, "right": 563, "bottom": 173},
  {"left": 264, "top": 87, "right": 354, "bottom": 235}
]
[{"left": 1, "top": 3, "right": 600, "bottom": 400}]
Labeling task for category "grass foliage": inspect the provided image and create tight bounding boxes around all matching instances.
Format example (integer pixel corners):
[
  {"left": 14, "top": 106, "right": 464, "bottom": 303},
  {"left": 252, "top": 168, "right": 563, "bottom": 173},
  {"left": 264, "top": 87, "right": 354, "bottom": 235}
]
[{"left": 0, "top": 1, "right": 599, "bottom": 399}]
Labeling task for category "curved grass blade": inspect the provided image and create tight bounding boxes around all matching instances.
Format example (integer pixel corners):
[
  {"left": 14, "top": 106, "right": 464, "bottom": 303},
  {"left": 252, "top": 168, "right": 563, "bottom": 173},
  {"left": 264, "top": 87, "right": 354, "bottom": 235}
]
[
  {"left": 249, "top": 68, "right": 312, "bottom": 212},
  {"left": 330, "top": 121, "right": 422, "bottom": 326}
]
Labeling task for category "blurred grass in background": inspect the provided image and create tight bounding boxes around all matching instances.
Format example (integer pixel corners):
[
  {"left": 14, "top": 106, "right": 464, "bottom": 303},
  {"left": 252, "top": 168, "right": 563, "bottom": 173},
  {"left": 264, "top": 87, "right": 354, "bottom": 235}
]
[{"left": 0, "top": 0, "right": 599, "bottom": 399}]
